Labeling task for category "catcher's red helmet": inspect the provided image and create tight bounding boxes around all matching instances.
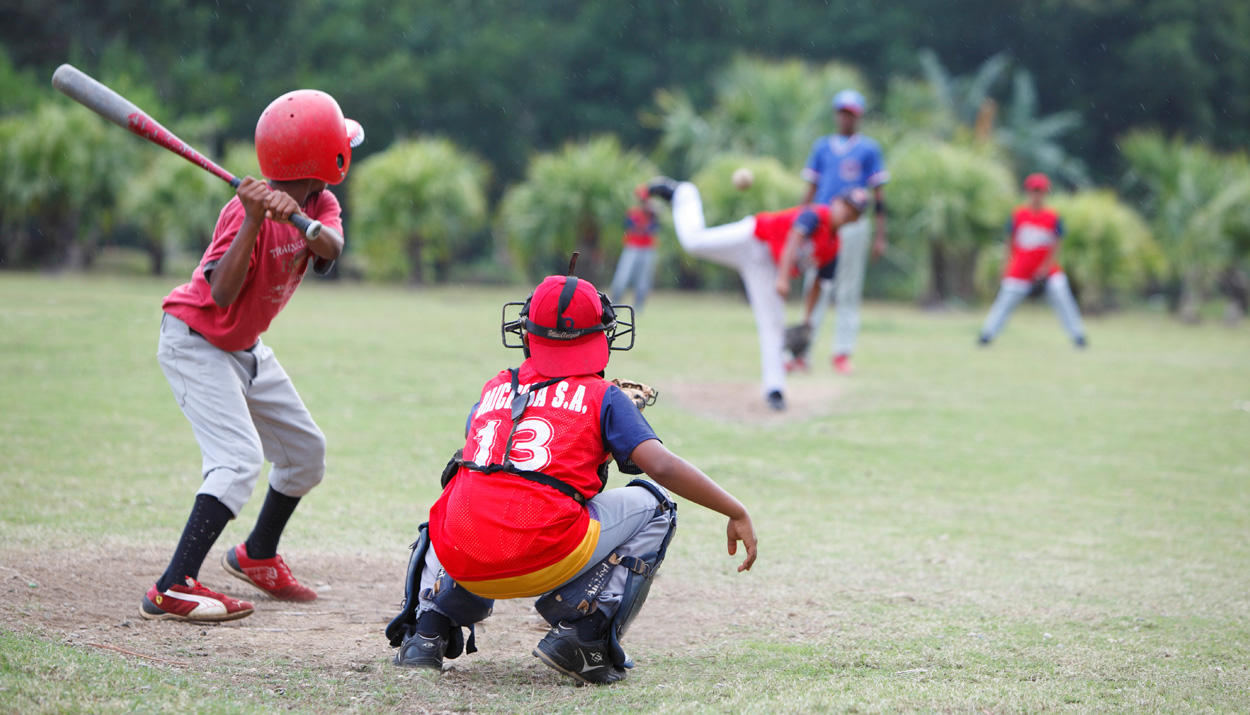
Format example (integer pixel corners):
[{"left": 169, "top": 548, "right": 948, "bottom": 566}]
[{"left": 255, "top": 90, "right": 364, "bottom": 184}]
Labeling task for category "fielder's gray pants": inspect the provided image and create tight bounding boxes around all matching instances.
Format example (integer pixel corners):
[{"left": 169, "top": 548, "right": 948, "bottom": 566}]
[
  {"left": 805, "top": 213, "right": 870, "bottom": 358},
  {"left": 980, "top": 273, "right": 1086, "bottom": 341},
  {"left": 157, "top": 313, "right": 327, "bottom": 516},
  {"left": 671, "top": 181, "right": 786, "bottom": 397},
  {"left": 420, "top": 484, "right": 675, "bottom": 619},
  {"left": 608, "top": 246, "right": 657, "bottom": 313}
]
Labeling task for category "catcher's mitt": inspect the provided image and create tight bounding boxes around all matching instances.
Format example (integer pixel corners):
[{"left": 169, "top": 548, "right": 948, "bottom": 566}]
[
  {"left": 611, "top": 378, "right": 659, "bottom": 410},
  {"left": 784, "top": 322, "right": 812, "bottom": 358}
]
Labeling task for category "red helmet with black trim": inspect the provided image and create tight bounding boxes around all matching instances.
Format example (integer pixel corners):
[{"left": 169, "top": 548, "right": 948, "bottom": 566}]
[{"left": 255, "top": 90, "right": 364, "bottom": 184}]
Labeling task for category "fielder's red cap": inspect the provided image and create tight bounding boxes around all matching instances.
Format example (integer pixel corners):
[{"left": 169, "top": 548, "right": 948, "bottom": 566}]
[
  {"left": 525, "top": 275, "right": 611, "bottom": 377},
  {"left": 1024, "top": 173, "right": 1051, "bottom": 192}
]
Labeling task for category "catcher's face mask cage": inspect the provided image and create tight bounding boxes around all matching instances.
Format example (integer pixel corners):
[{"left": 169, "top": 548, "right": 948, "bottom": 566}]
[{"left": 501, "top": 287, "right": 636, "bottom": 354}]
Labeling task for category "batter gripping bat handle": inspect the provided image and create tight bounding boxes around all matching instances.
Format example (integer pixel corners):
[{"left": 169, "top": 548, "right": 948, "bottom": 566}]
[
  {"left": 227, "top": 177, "right": 324, "bottom": 241},
  {"left": 52, "top": 63, "right": 322, "bottom": 241}
]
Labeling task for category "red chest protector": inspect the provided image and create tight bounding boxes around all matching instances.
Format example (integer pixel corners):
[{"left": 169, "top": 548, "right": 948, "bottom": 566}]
[{"left": 459, "top": 365, "right": 613, "bottom": 503}]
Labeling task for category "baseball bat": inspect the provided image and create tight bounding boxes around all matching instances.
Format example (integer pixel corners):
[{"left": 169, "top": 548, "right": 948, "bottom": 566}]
[{"left": 51, "top": 63, "right": 321, "bottom": 240}]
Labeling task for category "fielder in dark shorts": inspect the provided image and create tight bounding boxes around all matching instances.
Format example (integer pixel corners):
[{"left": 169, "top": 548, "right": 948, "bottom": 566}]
[
  {"left": 141, "top": 90, "right": 364, "bottom": 622},
  {"left": 386, "top": 271, "right": 758, "bottom": 684}
]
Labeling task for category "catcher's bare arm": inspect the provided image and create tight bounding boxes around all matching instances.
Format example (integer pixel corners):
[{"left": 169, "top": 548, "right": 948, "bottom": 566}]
[{"left": 629, "top": 439, "right": 757, "bottom": 572}]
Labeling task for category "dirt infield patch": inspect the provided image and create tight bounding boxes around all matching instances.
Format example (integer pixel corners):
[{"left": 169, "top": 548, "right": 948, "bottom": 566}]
[
  {"left": 0, "top": 544, "right": 780, "bottom": 684},
  {"left": 665, "top": 377, "right": 845, "bottom": 422}
]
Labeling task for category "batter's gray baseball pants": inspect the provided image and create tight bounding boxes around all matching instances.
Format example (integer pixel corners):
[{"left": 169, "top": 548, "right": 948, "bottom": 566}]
[{"left": 157, "top": 313, "right": 326, "bottom": 516}]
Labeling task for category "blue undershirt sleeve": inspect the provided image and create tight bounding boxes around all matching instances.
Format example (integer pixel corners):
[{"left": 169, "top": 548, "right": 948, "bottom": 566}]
[
  {"left": 600, "top": 385, "right": 659, "bottom": 475},
  {"left": 793, "top": 209, "right": 819, "bottom": 236}
]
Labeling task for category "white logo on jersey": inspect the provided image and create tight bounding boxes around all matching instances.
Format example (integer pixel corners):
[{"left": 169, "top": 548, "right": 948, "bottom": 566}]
[
  {"left": 838, "top": 157, "right": 862, "bottom": 183},
  {"left": 1015, "top": 224, "right": 1057, "bottom": 250}
]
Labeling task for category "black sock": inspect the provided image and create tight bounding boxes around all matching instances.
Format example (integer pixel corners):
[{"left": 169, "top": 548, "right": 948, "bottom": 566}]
[
  {"left": 576, "top": 610, "right": 611, "bottom": 641},
  {"left": 416, "top": 610, "right": 452, "bottom": 638},
  {"left": 244, "top": 486, "right": 301, "bottom": 559},
  {"left": 156, "top": 494, "right": 233, "bottom": 592}
]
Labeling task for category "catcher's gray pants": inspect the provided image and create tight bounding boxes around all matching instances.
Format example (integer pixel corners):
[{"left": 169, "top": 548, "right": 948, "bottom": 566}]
[
  {"left": 805, "top": 213, "right": 870, "bottom": 357},
  {"left": 157, "top": 313, "right": 326, "bottom": 516},
  {"left": 608, "top": 246, "right": 657, "bottom": 313},
  {"left": 670, "top": 181, "right": 786, "bottom": 397},
  {"left": 980, "top": 273, "right": 1086, "bottom": 341},
  {"left": 420, "top": 484, "right": 675, "bottom": 620}
]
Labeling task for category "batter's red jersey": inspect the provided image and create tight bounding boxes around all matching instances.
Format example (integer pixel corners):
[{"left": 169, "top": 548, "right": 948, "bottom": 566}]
[
  {"left": 162, "top": 191, "right": 343, "bottom": 351},
  {"left": 752, "top": 204, "right": 840, "bottom": 272},
  {"left": 1004, "top": 205, "right": 1063, "bottom": 281},
  {"left": 429, "top": 360, "right": 614, "bottom": 598}
]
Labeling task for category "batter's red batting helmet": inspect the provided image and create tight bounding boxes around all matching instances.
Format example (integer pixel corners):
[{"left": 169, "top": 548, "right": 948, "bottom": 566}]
[{"left": 256, "top": 90, "right": 364, "bottom": 185}]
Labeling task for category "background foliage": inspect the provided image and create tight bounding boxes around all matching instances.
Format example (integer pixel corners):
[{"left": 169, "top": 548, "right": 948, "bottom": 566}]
[{"left": 3, "top": 1, "right": 1250, "bottom": 316}]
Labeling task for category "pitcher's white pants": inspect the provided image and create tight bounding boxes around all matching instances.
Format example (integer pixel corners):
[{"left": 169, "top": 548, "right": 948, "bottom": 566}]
[{"left": 671, "top": 182, "right": 785, "bottom": 397}]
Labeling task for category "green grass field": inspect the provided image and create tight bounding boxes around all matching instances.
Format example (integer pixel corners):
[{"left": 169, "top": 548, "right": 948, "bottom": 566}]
[{"left": 2, "top": 273, "right": 1248, "bottom": 713}]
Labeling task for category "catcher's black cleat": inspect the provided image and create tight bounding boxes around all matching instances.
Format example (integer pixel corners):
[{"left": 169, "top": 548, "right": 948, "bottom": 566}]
[
  {"left": 1074, "top": 335, "right": 1087, "bottom": 349},
  {"left": 394, "top": 612, "right": 452, "bottom": 671},
  {"left": 977, "top": 333, "right": 991, "bottom": 346},
  {"left": 646, "top": 176, "right": 678, "bottom": 202},
  {"left": 395, "top": 631, "right": 445, "bottom": 670},
  {"left": 766, "top": 390, "right": 786, "bottom": 411},
  {"left": 533, "top": 621, "right": 628, "bottom": 685}
]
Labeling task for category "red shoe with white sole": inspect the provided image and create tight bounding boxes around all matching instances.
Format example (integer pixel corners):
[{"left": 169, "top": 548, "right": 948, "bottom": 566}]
[
  {"left": 140, "top": 577, "right": 255, "bottom": 622},
  {"left": 222, "top": 543, "right": 318, "bottom": 602}
]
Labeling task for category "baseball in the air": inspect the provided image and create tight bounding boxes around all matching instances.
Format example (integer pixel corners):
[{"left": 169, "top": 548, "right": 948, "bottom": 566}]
[{"left": 732, "top": 167, "right": 754, "bottom": 190}]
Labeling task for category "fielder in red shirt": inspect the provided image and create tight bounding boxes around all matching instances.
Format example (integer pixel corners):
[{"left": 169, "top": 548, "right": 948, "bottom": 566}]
[
  {"left": 141, "top": 91, "right": 364, "bottom": 622},
  {"left": 607, "top": 184, "right": 661, "bottom": 312},
  {"left": 979, "top": 173, "right": 1087, "bottom": 347},
  {"left": 387, "top": 271, "right": 758, "bottom": 685}
]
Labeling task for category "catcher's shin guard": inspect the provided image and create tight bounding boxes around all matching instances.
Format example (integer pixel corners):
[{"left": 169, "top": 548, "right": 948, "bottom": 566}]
[
  {"left": 534, "top": 479, "right": 676, "bottom": 669},
  {"left": 386, "top": 522, "right": 432, "bottom": 647},
  {"left": 386, "top": 524, "right": 493, "bottom": 660},
  {"left": 535, "top": 556, "right": 617, "bottom": 627},
  {"left": 606, "top": 478, "right": 677, "bottom": 668}
]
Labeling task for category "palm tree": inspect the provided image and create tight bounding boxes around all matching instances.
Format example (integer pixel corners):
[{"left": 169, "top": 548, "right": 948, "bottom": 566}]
[
  {"left": 916, "top": 49, "right": 1010, "bottom": 140},
  {"left": 497, "top": 136, "right": 656, "bottom": 283},
  {"left": 349, "top": 137, "right": 490, "bottom": 283},
  {"left": 996, "top": 69, "right": 1090, "bottom": 187},
  {"left": 888, "top": 139, "right": 1016, "bottom": 304},
  {"left": 651, "top": 55, "right": 866, "bottom": 176},
  {"left": 1121, "top": 131, "right": 1250, "bottom": 320},
  {"left": 0, "top": 101, "right": 139, "bottom": 268}
]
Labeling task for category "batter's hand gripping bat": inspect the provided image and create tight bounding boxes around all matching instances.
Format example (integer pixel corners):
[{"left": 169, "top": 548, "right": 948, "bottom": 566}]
[{"left": 51, "top": 63, "right": 322, "bottom": 240}]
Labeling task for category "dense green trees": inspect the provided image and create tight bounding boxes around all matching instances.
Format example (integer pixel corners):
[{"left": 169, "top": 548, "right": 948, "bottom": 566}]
[{"left": 4, "top": 3, "right": 1250, "bottom": 317}]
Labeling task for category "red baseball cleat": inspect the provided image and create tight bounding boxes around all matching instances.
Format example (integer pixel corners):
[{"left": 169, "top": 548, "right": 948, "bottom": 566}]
[
  {"left": 832, "top": 354, "right": 853, "bottom": 374},
  {"left": 140, "top": 577, "right": 255, "bottom": 622},
  {"left": 222, "top": 543, "right": 318, "bottom": 602}
]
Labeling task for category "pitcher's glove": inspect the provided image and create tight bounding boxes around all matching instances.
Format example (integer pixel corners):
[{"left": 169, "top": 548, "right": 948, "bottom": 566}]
[
  {"left": 784, "top": 322, "right": 812, "bottom": 358},
  {"left": 611, "top": 378, "right": 659, "bottom": 410}
]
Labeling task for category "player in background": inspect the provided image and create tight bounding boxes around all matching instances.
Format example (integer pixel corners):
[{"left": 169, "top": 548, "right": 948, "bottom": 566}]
[
  {"left": 386, "top": 271, "right": 757, "bottom": 685},
  {"left": 608, "top": 184, "right": 661, "bottom": 313},
  {"left": 978, "top": 173, "right": 1088, "bottom": 348},
  {"left": 140, "top": 91, "right": 364, "bottom": 622},
  {"left": 795, "top": 89, "right": 889, "bottom": 374},
  {"left": 648, "top": 177, "right": 867, "bottom": 411}
]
